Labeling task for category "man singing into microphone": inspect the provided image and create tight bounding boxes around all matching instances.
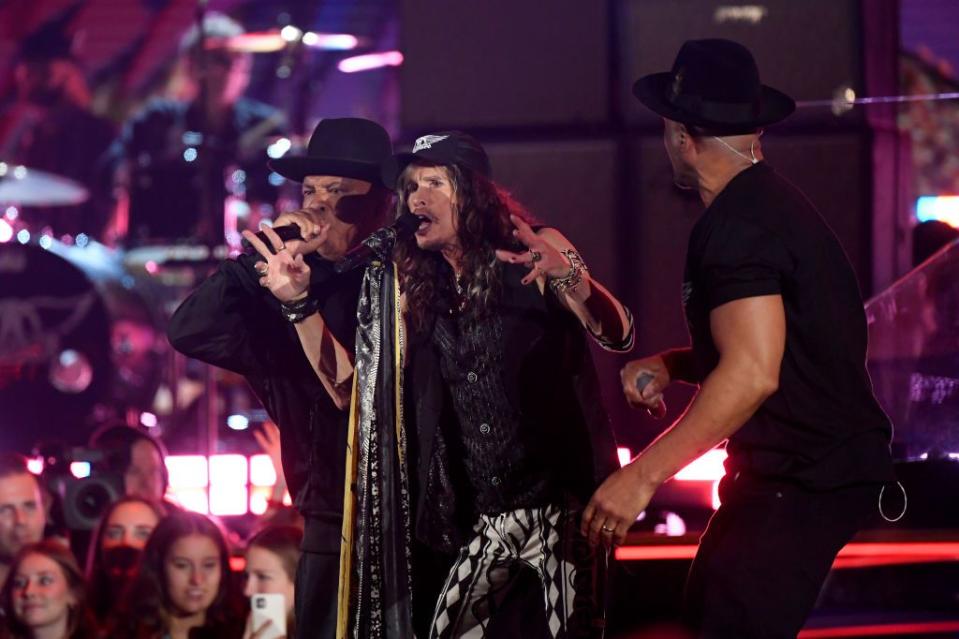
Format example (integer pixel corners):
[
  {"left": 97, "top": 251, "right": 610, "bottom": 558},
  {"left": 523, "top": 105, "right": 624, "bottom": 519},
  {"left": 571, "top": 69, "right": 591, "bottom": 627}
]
[{"left": 167, "top": 117, "right": 393, "bottom": 639}]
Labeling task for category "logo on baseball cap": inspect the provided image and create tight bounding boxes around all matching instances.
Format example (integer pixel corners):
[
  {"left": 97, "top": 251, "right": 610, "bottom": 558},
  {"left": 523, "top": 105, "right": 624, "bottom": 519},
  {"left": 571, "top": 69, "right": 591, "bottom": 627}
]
[{"left": 383, "top": 130, "right": 492, "bottom": 188}]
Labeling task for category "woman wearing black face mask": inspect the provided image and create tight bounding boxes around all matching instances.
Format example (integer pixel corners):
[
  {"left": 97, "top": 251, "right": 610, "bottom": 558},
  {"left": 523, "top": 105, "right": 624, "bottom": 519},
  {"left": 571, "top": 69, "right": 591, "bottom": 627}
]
[{"left": 85, "top": 497, "right": 164, "bottom": 623}]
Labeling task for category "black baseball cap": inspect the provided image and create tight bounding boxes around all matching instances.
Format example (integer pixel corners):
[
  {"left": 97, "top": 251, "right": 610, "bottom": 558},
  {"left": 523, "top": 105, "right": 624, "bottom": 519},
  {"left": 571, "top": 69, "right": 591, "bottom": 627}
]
[{"left": 382, "top": 131, "right": 492, "bottom": 188}]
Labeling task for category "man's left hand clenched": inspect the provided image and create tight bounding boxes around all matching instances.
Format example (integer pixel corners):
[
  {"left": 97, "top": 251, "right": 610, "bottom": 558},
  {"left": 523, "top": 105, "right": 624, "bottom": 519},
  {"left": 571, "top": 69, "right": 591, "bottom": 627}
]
[{"left": 581, "top": 462, "right": 660, "bottom": 548}]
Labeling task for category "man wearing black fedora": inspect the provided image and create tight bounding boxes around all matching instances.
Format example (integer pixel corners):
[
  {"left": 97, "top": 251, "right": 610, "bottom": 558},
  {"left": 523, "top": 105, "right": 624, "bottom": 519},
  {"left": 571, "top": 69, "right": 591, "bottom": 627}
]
[
  {"left": 581, "top": 40, "right": 895, "bottom": 637},
  {"left": 168, "top": 117, "right": 394, "bottom": 639}
]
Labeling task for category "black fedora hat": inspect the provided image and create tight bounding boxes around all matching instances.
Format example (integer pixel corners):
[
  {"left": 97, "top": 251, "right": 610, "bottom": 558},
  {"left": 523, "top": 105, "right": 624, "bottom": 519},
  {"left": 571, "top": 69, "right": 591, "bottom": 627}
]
[
  {"left": 633, "top": 39, "right": 795, "bottom": 133},
  {"left": 269, "top": 117, "right": 392, "bottom": 185}
]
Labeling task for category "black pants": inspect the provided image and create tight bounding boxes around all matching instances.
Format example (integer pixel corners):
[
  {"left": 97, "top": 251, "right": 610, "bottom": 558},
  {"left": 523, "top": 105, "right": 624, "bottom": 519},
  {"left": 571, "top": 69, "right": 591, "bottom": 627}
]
[
  {"left": 295, "top": 515, "right": 342, "bottom": 639},
  {"left": 685, "top": 473, "right": 880, "bottom": 639},
  {"left": 294, "top": 550, "right": 339, "bottom": 639}
]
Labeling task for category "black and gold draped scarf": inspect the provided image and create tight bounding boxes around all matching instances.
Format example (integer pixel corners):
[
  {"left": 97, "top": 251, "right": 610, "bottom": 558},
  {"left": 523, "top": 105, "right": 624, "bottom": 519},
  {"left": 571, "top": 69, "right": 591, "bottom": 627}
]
[{"left": 337, "top": 259, "right": 414, "bottom": 639}]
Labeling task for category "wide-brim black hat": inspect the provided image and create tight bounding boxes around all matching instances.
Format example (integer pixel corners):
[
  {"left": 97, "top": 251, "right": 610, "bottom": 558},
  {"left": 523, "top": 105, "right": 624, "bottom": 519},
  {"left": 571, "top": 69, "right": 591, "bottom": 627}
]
[
  {"left": 633, "top": 39, "right": 795, "bottom": 133},
  {"left": 269, "top": 117, "right": 392, "bottom": 185}
]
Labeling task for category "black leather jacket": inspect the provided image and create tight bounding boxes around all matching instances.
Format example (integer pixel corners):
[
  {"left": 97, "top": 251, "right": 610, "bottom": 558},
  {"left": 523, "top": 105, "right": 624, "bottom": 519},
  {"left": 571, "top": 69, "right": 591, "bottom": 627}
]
[{"left": 167, "top": 253, "right": 363, "bottom": 550}]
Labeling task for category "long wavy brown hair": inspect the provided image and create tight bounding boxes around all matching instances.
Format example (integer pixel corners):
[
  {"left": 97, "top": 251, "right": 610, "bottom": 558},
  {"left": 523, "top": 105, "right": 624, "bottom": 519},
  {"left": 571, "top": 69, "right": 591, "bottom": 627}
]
[
  {"left": 104, "top": 511, "right": 244, "bottom": 639},
  {"left": 0, "top": 540, "right": 99, "bottom": 639},
  {"left": 393, "top": 161, "right": 534, "bottom": 330},
  {"left": 84, "top": 496, "right": 167, "bottom": 623}
]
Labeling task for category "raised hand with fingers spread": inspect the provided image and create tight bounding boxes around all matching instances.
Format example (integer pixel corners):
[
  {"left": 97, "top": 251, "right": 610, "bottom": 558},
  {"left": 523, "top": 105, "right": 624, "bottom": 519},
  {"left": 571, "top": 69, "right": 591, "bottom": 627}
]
[
  {"left": 494, "top": 214, "right": 573, "bottom": 285},
  {"left": 241, "top": 224, "right": 323, "bottom": 303}
]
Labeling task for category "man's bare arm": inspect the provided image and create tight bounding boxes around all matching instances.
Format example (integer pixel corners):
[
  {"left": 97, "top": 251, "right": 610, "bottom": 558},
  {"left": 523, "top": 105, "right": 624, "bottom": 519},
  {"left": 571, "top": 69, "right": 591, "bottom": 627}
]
[{"left": 582, "top": 294, "right": 786, "bottom": 546}]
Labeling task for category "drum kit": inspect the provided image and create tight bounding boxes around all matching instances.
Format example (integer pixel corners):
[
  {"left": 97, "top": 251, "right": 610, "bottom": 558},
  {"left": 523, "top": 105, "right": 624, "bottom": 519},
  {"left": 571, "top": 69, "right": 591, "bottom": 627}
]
[
  {"left": 0, "top": 16, "right": 357, "bottom": 452},
  {"left": 0, "top": 161, "right": 243, "bottom": 453}
]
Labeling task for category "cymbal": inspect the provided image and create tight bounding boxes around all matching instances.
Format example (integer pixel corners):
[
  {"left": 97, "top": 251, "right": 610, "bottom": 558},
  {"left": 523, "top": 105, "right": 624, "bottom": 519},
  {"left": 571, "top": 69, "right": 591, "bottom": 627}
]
[{"left": 0, "top": 162, "right": 89, "bottom": 206}]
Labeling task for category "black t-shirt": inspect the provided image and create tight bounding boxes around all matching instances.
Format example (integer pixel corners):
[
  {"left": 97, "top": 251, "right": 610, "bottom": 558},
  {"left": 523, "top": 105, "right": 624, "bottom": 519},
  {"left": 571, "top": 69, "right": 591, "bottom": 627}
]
[{"left": 682, "top": 162, "right": 894, "bottom": 488}]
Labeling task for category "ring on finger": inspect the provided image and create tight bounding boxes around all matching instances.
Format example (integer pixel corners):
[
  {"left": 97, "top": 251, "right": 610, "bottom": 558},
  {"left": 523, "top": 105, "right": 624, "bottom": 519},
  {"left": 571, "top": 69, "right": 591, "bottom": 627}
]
[
  {"left": 277, "top": 243, "right": 287, "bottom": 252},
  {"left": 601, "top": 524, "right": 615, "bottom": 533},
  {"left": 255, "top": 262, "right": 268, "bottom": 274},
  {"left": 529, "top": 249, "right": 542, "bottom": 263}
]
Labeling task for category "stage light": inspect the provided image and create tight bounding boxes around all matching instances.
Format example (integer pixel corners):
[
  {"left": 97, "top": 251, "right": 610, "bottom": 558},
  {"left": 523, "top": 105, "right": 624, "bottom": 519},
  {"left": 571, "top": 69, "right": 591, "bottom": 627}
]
[
  {"left": 183, "top": 148, "right": 198, "bottom": 163},
  {"left": 16, "top": 229, "right": 30, "bottom": 244},
  {"left": 27, "top": 458, "right": 44, "bottom": 475},
  {"left": 140, "top": 412, "right": 158, "bottom": 428},
  {"left": 280, "top": 25, "right": 302, "bottom": 42},
  {"left": 653, "top": 511, "right": 687, "bottom": 537},
  {"left": 210, "top": 454, "right": 248, "bottom": 485},
  {"left": 674, "top": 449, "right": 727, "bottom": 481},
  {"left": 162, "top": 454, "right": 285, "bottom": 516},
  {"left": 305, "top": 33, "right": 359, "bottom": 50},
  {"left": 165, "top": 455, "right": 208, "bottom": 488},
  {"left": 13, "top": 165, "right": 26, "bottom": 180},
  {"left": 338, "top": 51, "right": 403, "bottom": 73},
  {"left": 267, "top": 138, "right": 292, "bottom": 159},
  {"left": 210, "top": 485, "right": 249, "bottom": 516},
  {"left": 617, "top": 447, "right": 632, "bottom": 467},
  {"left": 916, "top": 195, "right": 959, "bottom": 228},
  {"left": 5, "top": 206, "right": 18, "bottom": 220},
  {"left": 250, "top": 454, "right": 277, "bottom": 486},
  {"left": 209, "top": 454, "right": 249, "bottom": 516},
  {"left": 250, "top": 489, "right": 269, "bottom": 515},
  {"left": 0, "top": 219, "right": 12, "bottom": 243},
  {"left": 70, "top": 462, "right": 91, "bottom": 479},
  {"left": 39, "top": 234, "right": 52, "bottom": 249},
  {"left": 169, "top": 488, "right": 209, "bottom": 514},
  {"left": 226, "top": 414, "right": 249, "bottom": 431}
]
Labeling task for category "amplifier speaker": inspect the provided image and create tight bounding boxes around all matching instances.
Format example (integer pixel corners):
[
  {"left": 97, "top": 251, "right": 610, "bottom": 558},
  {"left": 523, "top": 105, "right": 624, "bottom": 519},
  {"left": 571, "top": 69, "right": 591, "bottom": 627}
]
[
  {"left": 618, "top": 0, "right": 867, "bottom": 129},
  {"left": 627, "top": 131, "right": 873, "bottom": 355},
  {"left": 399, "top": 0, "right": 610, "bottom": 132}
]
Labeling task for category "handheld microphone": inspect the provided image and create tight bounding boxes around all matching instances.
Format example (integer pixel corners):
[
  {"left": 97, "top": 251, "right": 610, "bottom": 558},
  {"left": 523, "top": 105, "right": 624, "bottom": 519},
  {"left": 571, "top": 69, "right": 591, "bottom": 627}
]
[
  {"left": 635, "top": 372, "right": 655, "bottom": 394},
  {"left": 241, "top": 224, "right": 304, "bottom": 252},
  {"left": 334, "top": 213, "right": 421, "bottom": 273}
]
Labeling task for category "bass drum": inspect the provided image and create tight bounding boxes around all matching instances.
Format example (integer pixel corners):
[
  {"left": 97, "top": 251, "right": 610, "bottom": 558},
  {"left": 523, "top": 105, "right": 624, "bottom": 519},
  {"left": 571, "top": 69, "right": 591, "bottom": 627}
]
[{"left": 0, "top": 240, "right": 165, "bottom": 452}]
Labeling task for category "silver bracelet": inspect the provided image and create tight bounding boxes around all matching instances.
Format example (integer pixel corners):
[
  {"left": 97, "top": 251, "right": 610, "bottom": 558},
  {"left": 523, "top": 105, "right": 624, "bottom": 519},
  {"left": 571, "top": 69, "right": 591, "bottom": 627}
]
[{"left": 548, "top": 249, "right": 588, "bottom": 295}]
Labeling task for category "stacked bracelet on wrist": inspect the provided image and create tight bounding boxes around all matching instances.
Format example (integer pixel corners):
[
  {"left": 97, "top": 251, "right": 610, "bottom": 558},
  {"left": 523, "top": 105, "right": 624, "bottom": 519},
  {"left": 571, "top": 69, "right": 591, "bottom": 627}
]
[
  {"left": 280, "top": 294, "right": 319, "bottom": 323},
  {"left": 548, "top": 249, "right": 588, "bottom": 295}
]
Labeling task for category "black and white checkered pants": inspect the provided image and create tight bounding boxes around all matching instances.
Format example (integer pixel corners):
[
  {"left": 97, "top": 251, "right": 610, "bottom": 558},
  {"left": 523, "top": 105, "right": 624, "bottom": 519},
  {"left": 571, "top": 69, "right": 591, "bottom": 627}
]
[{"left": 429, "top": 503, "right": 605, "bottom": 638}]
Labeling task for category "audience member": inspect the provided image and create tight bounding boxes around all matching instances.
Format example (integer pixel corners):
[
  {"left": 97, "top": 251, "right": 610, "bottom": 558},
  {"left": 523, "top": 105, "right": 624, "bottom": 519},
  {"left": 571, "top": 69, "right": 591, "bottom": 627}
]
[
  {"left": 105, "top": 511, "right": 244, "bottom": 639},
  {"left": 0, "top": 540, "right": 98, "bottom": 639},
  {"left": 87, "top": 426, "right": 169, "bottom": 505},
  {"left": 84, "top": 497, "right": 165, "bottom": 623},
  {"left": 0, "top": 456, "right": 46, "bottom": 587},
  {"left": 242, "top": 525, "right": 301, "bottom": 639}
]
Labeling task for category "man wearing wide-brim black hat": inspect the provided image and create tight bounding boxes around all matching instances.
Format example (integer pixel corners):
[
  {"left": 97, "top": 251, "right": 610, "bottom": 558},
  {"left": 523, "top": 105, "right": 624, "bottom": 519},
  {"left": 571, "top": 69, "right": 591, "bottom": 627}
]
[
  {"left": 582, "top": 39, "right": 896, "bottom": 638},
  {"left": 168, "top": 117, "right": 394, "bottom": 639}
]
